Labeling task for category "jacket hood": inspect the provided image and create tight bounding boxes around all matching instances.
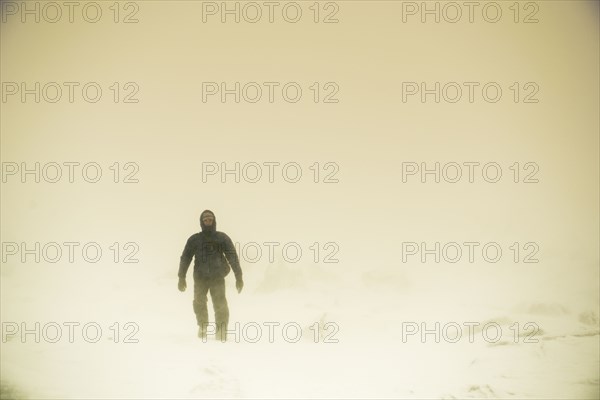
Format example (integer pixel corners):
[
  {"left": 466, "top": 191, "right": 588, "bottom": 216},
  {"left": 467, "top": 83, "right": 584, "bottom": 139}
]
[{"left": 200, "top": 209, "right": 216, "bottom": 233}]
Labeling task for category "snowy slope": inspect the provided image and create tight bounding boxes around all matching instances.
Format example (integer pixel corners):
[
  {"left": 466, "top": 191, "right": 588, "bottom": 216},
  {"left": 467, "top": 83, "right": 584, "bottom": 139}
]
[{"left": 1, "top": 259, "right": 598, "bottom": 399}]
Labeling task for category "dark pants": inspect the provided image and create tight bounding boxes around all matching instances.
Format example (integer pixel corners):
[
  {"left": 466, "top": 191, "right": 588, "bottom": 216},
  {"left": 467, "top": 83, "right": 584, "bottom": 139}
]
[{"left": 193, "top": 277, "right": 229, "bottom": 339}]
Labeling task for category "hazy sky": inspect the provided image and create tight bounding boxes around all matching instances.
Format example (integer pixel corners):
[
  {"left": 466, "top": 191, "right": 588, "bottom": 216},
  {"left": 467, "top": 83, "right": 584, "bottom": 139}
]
[{"left": 2, "top": 1, "right": 598, "bottom": 278}]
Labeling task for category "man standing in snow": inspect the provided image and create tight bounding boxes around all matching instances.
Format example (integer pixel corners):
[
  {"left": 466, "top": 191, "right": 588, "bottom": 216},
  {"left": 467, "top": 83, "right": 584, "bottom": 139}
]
[{"left": 178, "top": 210, "right": 243, "bottom": 341}]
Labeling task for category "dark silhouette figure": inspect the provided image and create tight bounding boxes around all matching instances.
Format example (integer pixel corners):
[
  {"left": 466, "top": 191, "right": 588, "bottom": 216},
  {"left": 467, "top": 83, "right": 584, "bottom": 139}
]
[{"left": 178, "top": 210, "right": 243, "bottom": 341}]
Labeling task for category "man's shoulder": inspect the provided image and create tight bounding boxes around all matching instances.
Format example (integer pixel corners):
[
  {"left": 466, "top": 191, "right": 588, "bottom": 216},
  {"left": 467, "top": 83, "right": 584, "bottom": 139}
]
[
  {"left": 215, "top": 231, "right": 231, "bottom": 240},
  {"left": 188, "top": 232, "right": 202, "bottom": 241}
]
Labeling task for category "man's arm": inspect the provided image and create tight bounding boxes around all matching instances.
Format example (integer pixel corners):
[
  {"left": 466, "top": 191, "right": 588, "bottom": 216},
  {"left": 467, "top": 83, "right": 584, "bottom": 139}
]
[
  {"left": 222, "top": 234, "right": 242, "bottom": 280},
  {"left": 178, "top": 235, "right": 196, "bottom": 279}
]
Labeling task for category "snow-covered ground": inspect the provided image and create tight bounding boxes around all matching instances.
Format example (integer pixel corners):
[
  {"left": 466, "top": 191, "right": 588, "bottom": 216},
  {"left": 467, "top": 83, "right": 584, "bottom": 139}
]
[{"left": 1, "top": 258, "right": 598, "bottom": 399}]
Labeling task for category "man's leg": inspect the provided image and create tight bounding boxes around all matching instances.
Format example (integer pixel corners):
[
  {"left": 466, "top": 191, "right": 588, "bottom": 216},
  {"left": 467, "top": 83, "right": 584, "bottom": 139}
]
[
  {"left": 193, "top": 278, "right": 210, "bottom": 338},
  {"left": 210, "top": 277, "right": 229, "bottom": 341}
]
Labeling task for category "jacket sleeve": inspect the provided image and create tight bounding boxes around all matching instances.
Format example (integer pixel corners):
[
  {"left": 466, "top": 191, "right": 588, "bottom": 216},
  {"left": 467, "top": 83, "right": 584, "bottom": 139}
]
[
  {"left": 222, "top": 234, "right": 242, "bottom": 280},
  {"left": 178, "top": 236, "right": 196, "bottom": 279}
]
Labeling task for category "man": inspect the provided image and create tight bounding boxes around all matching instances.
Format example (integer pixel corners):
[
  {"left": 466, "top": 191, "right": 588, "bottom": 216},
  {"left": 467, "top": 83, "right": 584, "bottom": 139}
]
[{"left": 178, "top": 210, "right": 243, "bottom": 341}]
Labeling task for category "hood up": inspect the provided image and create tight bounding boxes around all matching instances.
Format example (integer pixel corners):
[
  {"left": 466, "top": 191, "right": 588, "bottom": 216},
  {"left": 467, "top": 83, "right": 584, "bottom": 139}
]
[{"left": 200, "top": 209, "right": 216, "bottom": 233}]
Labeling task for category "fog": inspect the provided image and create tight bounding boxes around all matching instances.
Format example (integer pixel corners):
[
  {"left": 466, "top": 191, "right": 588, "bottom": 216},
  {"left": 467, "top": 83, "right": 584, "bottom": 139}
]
[{"left": 1, "top": 1, "right": 599, "bottom": 398}]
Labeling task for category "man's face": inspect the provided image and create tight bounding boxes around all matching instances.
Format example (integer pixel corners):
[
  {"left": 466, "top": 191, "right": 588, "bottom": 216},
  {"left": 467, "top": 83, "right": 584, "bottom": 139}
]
[{"left": 202, "top": 214, "right": 214, "bottom": 226}]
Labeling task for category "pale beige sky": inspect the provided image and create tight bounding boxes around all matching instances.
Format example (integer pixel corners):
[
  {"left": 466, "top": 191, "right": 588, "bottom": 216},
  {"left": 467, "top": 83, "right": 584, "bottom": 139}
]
[{"left": 1, "top": 1, "right": 598, "bottom": 290}]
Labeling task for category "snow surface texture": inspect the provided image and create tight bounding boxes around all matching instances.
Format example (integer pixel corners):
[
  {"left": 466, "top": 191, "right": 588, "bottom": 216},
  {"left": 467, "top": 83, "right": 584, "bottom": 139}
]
[{"left": 1, "top": 259, "right": 598, "bottom": 399}]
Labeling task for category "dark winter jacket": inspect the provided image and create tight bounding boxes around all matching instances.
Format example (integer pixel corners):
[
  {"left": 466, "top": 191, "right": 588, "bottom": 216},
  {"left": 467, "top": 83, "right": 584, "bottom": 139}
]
[{"left": 178, "top": 210, "right": 243, "bottom": 281}]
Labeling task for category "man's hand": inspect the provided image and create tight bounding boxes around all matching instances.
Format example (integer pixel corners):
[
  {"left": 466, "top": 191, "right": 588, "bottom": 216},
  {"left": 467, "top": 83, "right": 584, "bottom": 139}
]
[
  {"left": 236, "top": 279, "right": 244, "bottom": 294},
  {"left": 178, "top": 278, "right": 187, "bottom": 292}
]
